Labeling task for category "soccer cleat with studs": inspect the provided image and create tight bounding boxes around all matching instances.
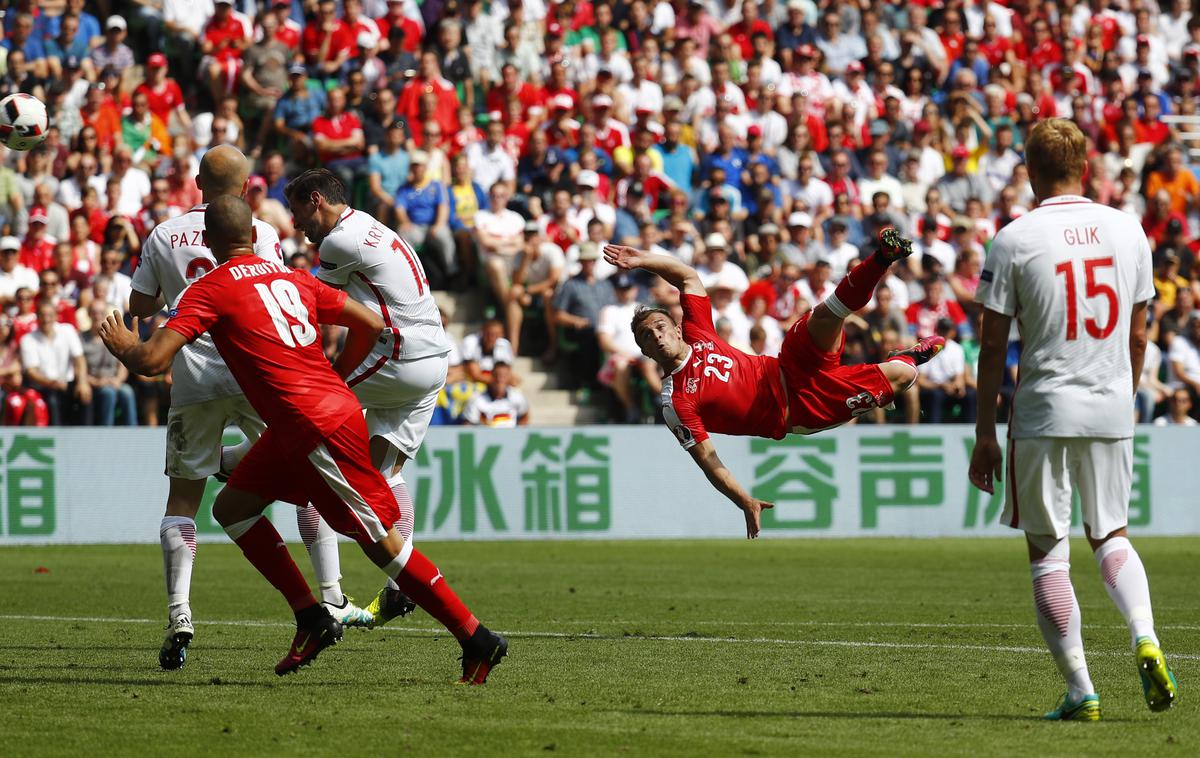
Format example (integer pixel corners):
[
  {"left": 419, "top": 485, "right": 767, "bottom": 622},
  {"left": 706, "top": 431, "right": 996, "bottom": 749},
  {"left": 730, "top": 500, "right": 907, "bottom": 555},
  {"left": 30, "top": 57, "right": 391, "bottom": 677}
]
[
  {"left": 158, "top": 614, "right": 194, "bottom": 671},
  {"left": 364, "top": 587, "right": 417, "bottom": 629},
  {"left": 875, "top": 227, "right": 914, "bottom": 265},
  {"left": 1044, "top": 692, "right": 1102, "bottom": 721},
  {"left": 458, "top": 626, "right": 508, "bottom": 685},
  {"left": 888, "top": 335, "right": 946, "bottom": 367},
  {"left": 275, "top": 606, "right": 343, "bottom": 676},
  {"left": 1136, "top": 637, "right": 1178, "bottom": 712}
]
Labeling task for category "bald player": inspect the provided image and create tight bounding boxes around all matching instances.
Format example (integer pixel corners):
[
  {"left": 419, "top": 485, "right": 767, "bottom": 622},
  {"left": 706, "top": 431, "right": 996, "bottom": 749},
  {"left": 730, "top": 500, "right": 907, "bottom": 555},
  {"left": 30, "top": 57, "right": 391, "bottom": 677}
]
[{"left": 130, "top": 146, "right": 369, "bottom": 672}]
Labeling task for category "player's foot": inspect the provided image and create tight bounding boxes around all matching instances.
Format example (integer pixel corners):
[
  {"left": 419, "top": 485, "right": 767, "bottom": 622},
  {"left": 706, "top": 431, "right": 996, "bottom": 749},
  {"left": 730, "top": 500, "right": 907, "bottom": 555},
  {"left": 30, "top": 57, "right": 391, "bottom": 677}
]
[
  {"left": 1136, "top": 637, "right": 1178, "bottom": 712},
  {"left": 158, "top": 614, "right": 194, "bottom": 671},
  {"left": 275, "top": 605, "right": 342, "bottom": 676},
  {"left": 322, "top": 594, "right": 373, "bottom": 628},
  {"left": 458, "top": 625, "right": 508, "bottom": 685},
  {"left": 888, "top": 335, "right": 946, "bottom": 367},
  {"left": 875, "top": 227, "right": 914, "bottom": 265},
  {"left": 1044, "top": 692, "right": 1102, "bottom": 721},
  {"left": 364, "top": 586, "right": 417, "bottom": 628}
]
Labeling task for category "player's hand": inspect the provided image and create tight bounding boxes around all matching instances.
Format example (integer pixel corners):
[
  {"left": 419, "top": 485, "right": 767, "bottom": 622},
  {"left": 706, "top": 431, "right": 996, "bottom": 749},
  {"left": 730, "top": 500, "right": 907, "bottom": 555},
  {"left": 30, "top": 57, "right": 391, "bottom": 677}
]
[
  {"left": 98, "top": 312, "right": 139, "bottom": 357},
  {"left": 739, "top": 498, "right": 773, "bottom": 540},
  {"left": 603, "top": 244, "right": 645, "bottom": 271},
  {"left": 968, "top": 436, "right": 1003, "bottom": 495}
]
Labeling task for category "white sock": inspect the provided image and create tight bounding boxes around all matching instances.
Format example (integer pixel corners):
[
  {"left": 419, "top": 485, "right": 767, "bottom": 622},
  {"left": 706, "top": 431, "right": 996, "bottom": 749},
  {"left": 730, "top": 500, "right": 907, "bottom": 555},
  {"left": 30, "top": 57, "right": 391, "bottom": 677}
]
[
  {"left": 220, "top": 437, "right": 254, "bottom": 476},
  {"left": 1030, "top": 540, "right": 1095, "bottom": 700},
  {"left": 1094, "top": 536, "right": 1158, "bottom": 649},
  {"left": 296, "top": 504, "right": 344, "bottom": 606},
  {"left": 385, "top": 472, "right": 415, "bottom": 592},
  {"left": 159, "top": 516, "right": 196, "bottom": 623}
]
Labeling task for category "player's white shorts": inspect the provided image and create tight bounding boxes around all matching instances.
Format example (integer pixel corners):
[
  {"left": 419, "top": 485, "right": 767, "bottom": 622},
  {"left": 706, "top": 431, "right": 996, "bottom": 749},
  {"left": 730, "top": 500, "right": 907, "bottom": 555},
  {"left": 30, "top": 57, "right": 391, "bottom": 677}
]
[
  {"left": 1002, "top": 437, "right": 1133, "bottom": 540},
  {"left": 357, "top": 353, "right": 449, "bottom": 460},
  {"left": 165, "top": 394, "right": 267, "bottom": 479}
]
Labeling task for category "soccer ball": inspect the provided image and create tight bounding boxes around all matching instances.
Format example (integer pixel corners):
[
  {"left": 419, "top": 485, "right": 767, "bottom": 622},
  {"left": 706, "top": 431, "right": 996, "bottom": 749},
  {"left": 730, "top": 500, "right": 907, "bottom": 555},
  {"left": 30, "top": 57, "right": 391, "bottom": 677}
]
[{"left": 0, "top": 94, "right": 48, "bottom": 151}]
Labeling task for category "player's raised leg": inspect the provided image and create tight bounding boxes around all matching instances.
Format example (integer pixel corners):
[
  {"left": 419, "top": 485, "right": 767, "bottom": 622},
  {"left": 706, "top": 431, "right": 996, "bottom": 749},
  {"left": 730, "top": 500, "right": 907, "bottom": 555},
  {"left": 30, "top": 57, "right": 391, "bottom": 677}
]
[{"left": 807, "top": 227, "right": 914, "bottom": 352}]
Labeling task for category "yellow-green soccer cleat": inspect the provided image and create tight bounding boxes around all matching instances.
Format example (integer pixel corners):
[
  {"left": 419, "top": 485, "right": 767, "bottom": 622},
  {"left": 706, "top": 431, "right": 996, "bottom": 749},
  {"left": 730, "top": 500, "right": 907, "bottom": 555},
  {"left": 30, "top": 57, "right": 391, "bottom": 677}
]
[
  {"left": 1044, "top": 693, "right": 1102, "bottom": 721},
  {"left": 1137, "top": 637, "right": 1178, "bottom": 712},
  {"left": 364, "top": 586, "right": 417, "bottom": 629}
]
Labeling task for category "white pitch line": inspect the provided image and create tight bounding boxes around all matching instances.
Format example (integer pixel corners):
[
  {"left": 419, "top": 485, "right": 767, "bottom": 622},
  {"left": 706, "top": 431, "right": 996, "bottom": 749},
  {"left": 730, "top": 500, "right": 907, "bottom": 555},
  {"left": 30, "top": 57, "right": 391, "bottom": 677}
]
[
  {"left": 3, "top": 614, "right": 1199, "bottom": 661},
  {"left": 586, "top": 619, "right": 1200, "bottom": 632}
]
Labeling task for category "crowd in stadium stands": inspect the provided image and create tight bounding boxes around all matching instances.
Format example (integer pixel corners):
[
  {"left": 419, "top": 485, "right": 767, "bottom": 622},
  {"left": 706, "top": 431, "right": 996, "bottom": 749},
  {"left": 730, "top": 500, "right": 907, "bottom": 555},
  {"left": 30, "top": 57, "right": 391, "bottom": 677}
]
[{"left": 0, "top": 0, "right": 1199, "bottom": 427}]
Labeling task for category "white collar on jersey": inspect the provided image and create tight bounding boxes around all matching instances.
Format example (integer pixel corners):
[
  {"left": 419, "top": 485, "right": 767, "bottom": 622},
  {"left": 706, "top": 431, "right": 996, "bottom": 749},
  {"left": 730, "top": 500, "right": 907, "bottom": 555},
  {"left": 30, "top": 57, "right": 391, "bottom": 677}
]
[
  {"left": 1037, "top": 194, "right": 1090, "bottom": 206},
  {"left": 668, "top": 346, "right": 693, "bottom": 376}
]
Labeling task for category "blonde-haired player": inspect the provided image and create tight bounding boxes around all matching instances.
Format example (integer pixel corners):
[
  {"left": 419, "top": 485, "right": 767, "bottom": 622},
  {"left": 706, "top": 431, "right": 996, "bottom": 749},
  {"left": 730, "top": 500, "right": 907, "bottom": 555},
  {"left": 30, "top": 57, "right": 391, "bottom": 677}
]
[{"left": 970, "top": 118, "right": 1177, "bottom": 720}]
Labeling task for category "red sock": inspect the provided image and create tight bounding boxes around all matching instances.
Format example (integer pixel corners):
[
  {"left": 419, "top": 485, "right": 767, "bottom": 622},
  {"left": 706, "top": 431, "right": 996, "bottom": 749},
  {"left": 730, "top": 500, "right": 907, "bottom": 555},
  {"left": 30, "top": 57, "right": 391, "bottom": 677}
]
[
  {"left": 233, "top": 518, "right": 317, "bottom": 612},
  {"left": 831, "top": 255, "right": 890, "bottom": 314},
  {"left": 392, "top": 549, "right": 480, "bottom": 641}
]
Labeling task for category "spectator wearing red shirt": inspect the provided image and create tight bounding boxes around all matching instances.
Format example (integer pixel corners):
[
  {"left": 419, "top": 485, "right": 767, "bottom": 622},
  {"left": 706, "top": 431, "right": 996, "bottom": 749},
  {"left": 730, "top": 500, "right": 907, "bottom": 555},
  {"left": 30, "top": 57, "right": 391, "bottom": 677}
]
[
  {"left": 134, "top": 54, "right": 192, "bottom": 134},
  {"left": 616, "top": 153, "right": 675, "bottom": 213},
  {"left": 1027, "top": 18, "right": 1063, "bottom": 71},
  {"left": 398, "top": 51, "right": 461, "bottom": 137},
  {"left": 588, "top": 94, "right": 630, "bottom": 156},
  {"left": 302, "top": 0, "right": 356, "bottom": 80},
  {"left": 905, "top": 277, "right": 968, "bottom": 338},
  {"left": 20, "top": 213, "right": 56, "bottom": 273},
  {"left": 312, "top": 88, "right": 367, "bottom": 192},
  {"left": 38, "top": 269, "right": 78, "bottom": 329},
  {"left": 266, "top": 0, "right": 302, "bottom": 50},
  {"left": 201, "top": 0, "right": 251, "bottom": 108},
  {"left": 939, "top": 8, "right": 966, "bottom": 63},
  {"left": 485, "top": 63, "right": 547, "bottom": 125},
  {"left": 377, "top": 0, "right": 423, "bottom": 54},
  {"left": 728, "top": 0, "right": 773, "bottom": 61},
  {"left": 342, "top": 0, "right": 381, "bottom": 57}
]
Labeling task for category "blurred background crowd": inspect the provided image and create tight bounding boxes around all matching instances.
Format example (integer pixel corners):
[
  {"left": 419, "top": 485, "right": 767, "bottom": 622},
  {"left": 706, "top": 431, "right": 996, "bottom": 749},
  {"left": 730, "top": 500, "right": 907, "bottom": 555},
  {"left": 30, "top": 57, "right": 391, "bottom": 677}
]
[{"left": 0, "top": 0, "right": 1198, "bottom": 427}]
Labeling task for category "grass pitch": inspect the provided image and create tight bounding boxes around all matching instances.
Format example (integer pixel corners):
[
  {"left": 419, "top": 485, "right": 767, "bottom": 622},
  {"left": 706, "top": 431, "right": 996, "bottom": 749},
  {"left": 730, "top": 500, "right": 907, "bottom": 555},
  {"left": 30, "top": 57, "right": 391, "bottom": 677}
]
[{"left": 1, "top": 538, "right": 1197, "bottom": 756}]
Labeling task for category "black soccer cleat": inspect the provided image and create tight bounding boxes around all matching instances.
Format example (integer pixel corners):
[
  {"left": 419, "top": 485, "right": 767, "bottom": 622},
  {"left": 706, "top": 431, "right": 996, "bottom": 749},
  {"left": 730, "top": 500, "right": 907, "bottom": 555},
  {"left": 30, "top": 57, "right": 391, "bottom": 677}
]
[
  {"left": 458, "top": 625, "right": 508, "bottom": 685},
  {"left": 275, "top": 605, "right": 343, "bottom": 676},
  {"left": 876, "top": 227, "right": 914, "bottom": 265},
  {"left": 159, "top": 615, "right": 194, "bottom": 671},
  {"left": 364, "top": 587, "right": 417, "bottom": 628},
  {"left": 888, "top": 335, "right": 946, "bottom": 367}
]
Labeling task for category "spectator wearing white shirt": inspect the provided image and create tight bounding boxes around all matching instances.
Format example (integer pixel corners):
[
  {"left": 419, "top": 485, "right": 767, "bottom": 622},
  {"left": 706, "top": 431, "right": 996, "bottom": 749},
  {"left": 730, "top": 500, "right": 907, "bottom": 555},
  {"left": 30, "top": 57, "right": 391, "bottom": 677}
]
[
  {"left": 856, "top": 149, "right": 905, "bottom": 212},
  {"left": 20, "top": 301, "right": 90, "bottom": 425},
  {"left": 695, "top": 233, "right": 749, "bottom": 291},
  {"left": 465, "top": 119, "right": 517, "bottom": 195},
  {"left": 1153, "top": 387, "right": 1198, "bottom": 427},
  {"left": 476, "top": 181, "right": 526, "bottom": 310},
  {"left": 1137, "top": 339, "right": 1170, "bottom": 423},
  {"left": 596, "top": 273, "right": 661, "bottom": 422},
  {"left": 1168, "top": 317, "right": 1200, "bottom": 397},
  {"left": 917, "top": 319, "right": 975, "bottom": 423},
  {"left": 913, "top": 214, "right": 957, "bottom": 276},
  {"left": 508, "top": 228, "right": 565, "bottom": 359},
  {"left": 791, "top": 259, "right": 835, "bottom": 310},
  {"left": 462, "top": 362, "right": 529, "bottom": 427},
  {"left": 104, "top": 146, "right": 153, "bottom": 218},
  {"left": 0, "top": 237, "right": 38, "bottom": 307},
  {"left": 461, "top": 318, "right": 517, "bottom": 384},
  {"left": 96, "top": 249, "right": 133, "bottom": 314}
]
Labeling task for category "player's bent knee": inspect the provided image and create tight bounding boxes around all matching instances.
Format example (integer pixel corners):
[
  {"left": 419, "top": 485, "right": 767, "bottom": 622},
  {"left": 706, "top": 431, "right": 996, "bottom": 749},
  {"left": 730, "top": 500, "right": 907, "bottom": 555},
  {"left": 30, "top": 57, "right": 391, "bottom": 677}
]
[
  {"left": 880, "top": 360, "right": 918, "bottom": 393},
  {"left": 1026, "top": 531, "right": 1068, "bottom": 561}
]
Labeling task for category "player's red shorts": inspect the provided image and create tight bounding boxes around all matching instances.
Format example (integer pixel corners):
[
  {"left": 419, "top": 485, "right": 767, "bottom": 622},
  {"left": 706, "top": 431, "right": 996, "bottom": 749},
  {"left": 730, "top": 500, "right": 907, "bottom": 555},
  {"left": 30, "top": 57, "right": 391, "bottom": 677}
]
[
  {"left": 779, "top": 313, "right": 895, "bottom": 434},
  {"left": 227, "top": 410, "right": 398, "bottom": 546}
]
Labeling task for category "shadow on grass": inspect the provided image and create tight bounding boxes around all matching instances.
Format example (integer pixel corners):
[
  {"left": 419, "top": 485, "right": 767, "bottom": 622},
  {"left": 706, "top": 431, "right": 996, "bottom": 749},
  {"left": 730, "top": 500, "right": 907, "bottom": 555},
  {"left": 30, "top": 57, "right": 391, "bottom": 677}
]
[{"left": 617, "top": 708, "right": 1133, "bottom": 724}]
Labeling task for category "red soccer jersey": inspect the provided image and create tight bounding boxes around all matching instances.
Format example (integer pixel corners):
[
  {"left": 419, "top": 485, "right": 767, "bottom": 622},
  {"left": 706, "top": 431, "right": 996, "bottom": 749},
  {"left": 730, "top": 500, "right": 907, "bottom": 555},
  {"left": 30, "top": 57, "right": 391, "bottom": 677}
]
[
  {"left": 303, "top": 20, "right": 356, "bottom": 63},
  {"left": 135, "top": 80, "right": 184, "bottom": 124},
  {"left": 20, "top": 239, "right": 54, "bottom": 272},
  {"left": 166, "top": 257, "right": 358, "bottom": 449},
  {"left": 662, "top": 294, "right": 788, "bottom": 449},
  {"left": 312, "top": 112, "right": 364, "bottom": 164},
  {"left": 204, "top": 14, "right": 249, "bottom": 62}
]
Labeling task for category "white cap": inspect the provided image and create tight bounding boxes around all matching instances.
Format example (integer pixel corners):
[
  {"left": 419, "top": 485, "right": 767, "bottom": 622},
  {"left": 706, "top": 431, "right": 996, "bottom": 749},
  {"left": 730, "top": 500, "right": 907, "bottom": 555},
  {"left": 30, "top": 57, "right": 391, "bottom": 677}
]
[
  {"left": 0, "top": 236, "right": 19, "bottom": 251},
  {"left": 356, "top": 31, "right": 376, "bottom": 48},
  {"left": 592, "top": 93, "right": 614, "bottom": 108},
  {"left": 704, "top": 232, "right": 727, "bottom": 249},
  {"left": 710, "top": 266, "right": 747, "bottom": 293},
  {"left": 106, "top": 15, "right": 127, "bottom": 30},
  {"left": 576, "top": 169, "right": 600, "bottom": 188},
  {"left": 787, "top": 211, "right": 813, "bottom": 228}
]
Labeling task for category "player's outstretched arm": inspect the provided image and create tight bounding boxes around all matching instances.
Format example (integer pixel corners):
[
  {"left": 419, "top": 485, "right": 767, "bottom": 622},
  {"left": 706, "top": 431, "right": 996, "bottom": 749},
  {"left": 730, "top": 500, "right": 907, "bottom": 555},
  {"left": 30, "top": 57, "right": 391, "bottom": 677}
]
[
  {"left": 128, "top": 290, "right": 166, "bottom": 320},
  {"left": 99, "top": 312, "right": 187, "bottom": 377},
  {"left": 688, "top": 439, "right": 774, "bottom": 539},
  {"left": 968, "top": 307, "right": 1012, "bottom": 494},
  {"left": 330, "top": 297, "right": 385, "bottom": 381},
  {"left": 604, "top": 244, "right": 707, "bottom": 297}
]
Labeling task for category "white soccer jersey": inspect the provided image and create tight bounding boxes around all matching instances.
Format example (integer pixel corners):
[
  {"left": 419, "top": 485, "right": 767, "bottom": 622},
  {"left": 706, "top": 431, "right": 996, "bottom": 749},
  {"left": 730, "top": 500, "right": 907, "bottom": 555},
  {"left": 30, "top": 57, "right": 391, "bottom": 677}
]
[
  {"left": 462, "top": 387, "right": 529, "bottom": 428},
  {"left": 315, "top": 208, "right": 452, "bottom": 408},
  {"left": 976, "top": 195, "right": 1155, "bottom": 439},
  {"left": 132, "top": 205, "right": 284, "bottom": 406}
]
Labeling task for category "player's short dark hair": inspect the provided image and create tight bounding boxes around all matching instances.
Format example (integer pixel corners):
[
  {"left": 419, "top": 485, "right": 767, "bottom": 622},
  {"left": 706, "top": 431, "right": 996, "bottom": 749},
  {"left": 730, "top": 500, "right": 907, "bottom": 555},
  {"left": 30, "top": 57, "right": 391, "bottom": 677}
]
[
  {"left": 284, "top": 168, "right": 348, "bottom": 208},
  {"left": 205, "top": 196, "right": 253, "bottom": 249},
  {"left": 630, "top": 304, "right": 674, "bottom": 341}
]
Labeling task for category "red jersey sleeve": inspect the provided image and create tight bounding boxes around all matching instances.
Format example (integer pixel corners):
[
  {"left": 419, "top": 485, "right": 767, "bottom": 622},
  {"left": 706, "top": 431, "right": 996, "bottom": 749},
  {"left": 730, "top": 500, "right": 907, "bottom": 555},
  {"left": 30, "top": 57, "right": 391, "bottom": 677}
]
[
  {"left": 310, "top": 276, "right": 349, "bottom": 324},
  {"left": 164, "top": 279, "right": 220, "bottom": 342},
  {"left": 679, "top": 293, "right": 717, "bottom": 343},
  {"left": 663, "top": 385, "right": 708, "bottom": 450}
]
